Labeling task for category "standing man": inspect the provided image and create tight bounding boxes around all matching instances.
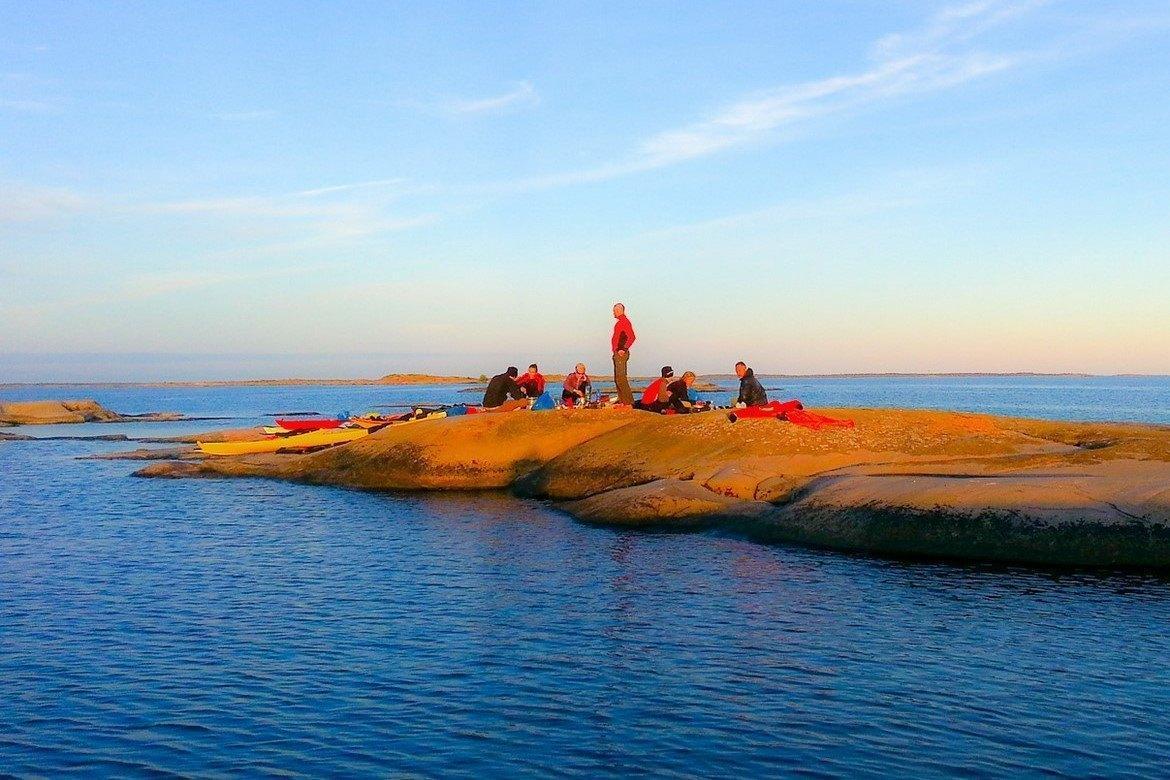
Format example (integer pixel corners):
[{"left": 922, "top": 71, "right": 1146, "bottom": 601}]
[{"left": 611, "top": 302, "right": 636, "bottom": 405}]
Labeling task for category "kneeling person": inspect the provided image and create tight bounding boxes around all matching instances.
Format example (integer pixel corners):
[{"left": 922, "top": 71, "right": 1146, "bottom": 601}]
[
  {"left": 483, "top": 367, "right": 529, "bottom": 411},
  {"left": 562, "top": 363, "right": 592, "bottom": 406},
  {"left": 516, "top": 364, "right": 546, "bottom": 397},
  {"left": 665, "top": 371, "right": 698, "bottom": 413},
  {"left": 635, "top": 366, "right": 675, "bottom": 411}
]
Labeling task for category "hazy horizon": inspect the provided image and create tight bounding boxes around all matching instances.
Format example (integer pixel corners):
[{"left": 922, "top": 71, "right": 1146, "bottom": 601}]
[
  {"left": 3, "top": 351, "right": 1170, "bottom": 384},
  {"left": 4, "top": 1, "right": 1169, "bottom": 376}
]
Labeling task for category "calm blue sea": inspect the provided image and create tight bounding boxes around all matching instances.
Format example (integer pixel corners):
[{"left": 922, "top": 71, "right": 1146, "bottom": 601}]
[{"left": 3, "top": 376, "right": 1170, "bottom": 777}]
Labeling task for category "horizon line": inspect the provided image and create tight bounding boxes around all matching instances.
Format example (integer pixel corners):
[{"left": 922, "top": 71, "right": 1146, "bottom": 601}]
[{"left": 3, "top": 371, "right": 1169, "bottom": 389}]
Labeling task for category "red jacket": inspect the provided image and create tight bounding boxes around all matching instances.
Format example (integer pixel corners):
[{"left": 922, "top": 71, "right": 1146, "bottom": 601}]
[
  {"left": 641, "top": 377, "right": 667, "bottom": 405},
  {"left": 516, "top": 372, "right": 545, "bottom": 396},
  {"left": 563, "top": 371, "right": 590, "bottom": 393},
  {"left": 611, "top": 315, "right": 636, "bottom": 353}
]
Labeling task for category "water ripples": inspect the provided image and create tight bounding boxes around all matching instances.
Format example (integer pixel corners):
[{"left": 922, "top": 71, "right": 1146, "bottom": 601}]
[{"left": 4, "top": 439, "right": 1170, "bottom": 776}]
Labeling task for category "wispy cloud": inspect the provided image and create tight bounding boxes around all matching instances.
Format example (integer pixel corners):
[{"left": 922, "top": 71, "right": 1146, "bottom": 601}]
[
  {"left": 638, "top": 164, "right": 994, "bottom": 241},
  {"left": 144, "top": 195, "right": 348, "bottom": 219},
  {"left": 138, "top": 182, "right": 439, "bottom": 247},
  {"left": 636, "top": 52, "right": 1016, "bottom": 168},
  {"left": 446, "top": 81, "right": 538, "bottom": 115},
  {"left": 873, "top": 0, "right": 1048, "bottom": 59},
  {"left": 482, "top": 1, "right": 1040, "bottom": 192},
  {"left": 0, "top": 182, "right": 89, "bottom": 221},
  {"left": 119, "top": 266, "right": 323, "bottom": 298},
  {"left": 294, "top": 178, "right": 411, "bottom": 197},
  {"left": 4, "top": 264, "right": 339, "bottom": 320}
]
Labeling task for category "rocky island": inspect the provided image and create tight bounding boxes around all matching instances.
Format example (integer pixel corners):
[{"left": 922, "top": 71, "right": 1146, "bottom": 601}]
[
  {"left": 0, "top": 399, "right": 185, "bottom": 426},
  {"left": 133, "top": 407, "right": 1170, "bottom": 568}
]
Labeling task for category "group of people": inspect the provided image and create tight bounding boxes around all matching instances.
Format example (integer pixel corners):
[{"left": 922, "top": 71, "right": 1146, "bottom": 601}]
[
  {"left": 481, "top": 303, "right": 770, "bottom": 413},
  {"left": 481, "top": 362, "right": 595, "bottom": 411}
]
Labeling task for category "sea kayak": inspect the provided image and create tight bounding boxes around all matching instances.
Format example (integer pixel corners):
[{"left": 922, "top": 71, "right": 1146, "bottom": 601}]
[
  {"left": 198, "top": 427, "right": 368, "bottom": 456},
  {"left": 274, "top": 418, "right": 343, "bottom": 431}
]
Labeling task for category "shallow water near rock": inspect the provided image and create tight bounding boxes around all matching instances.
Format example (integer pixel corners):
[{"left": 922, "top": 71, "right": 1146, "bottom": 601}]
[{"left": 3, "top": 378, "right": 1170, "bottom": 775}]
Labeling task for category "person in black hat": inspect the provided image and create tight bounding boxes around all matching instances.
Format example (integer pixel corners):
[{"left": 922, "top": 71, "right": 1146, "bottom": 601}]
[
  {"left": 634, "top": 366, "right": 675, "bottom": 412},
  {"left": 483, "top": 366, "right": 526, "bottom": 409}
]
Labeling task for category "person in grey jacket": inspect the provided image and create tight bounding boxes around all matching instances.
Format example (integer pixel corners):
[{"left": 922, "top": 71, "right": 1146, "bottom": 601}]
[{"left": 734, "top": 361, "right": 768, "bottom": 407}]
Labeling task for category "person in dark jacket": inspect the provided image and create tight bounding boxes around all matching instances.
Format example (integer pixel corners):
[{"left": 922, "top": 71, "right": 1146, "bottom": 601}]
[
  {"left": 665, "top": 371, "right": 698, "bottom": 413},
  {"left": 483, "top": 367, "right": 525, "bottom": 408},
  {"left": 734, "top": 361, "right": 768, "bottom": 407}
]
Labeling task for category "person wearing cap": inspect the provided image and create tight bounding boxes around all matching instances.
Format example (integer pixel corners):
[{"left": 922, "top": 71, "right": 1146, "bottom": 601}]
[
  {"left": 515, "top": 364, "right": 546, "bottom": 397},
  {"left": 483, "top": 366, "right": 526, "bottom": 409},
  {"left": 562, "top": 363, "right": 592, "bottom": 407},
  {"left": 635, "top": 366, "right": 675, "bottom": 411}
]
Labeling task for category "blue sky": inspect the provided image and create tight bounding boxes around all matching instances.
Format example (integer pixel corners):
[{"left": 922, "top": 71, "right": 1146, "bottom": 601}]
[{"left": 2, "top": 0, "right": 1169, "bottom": 380}]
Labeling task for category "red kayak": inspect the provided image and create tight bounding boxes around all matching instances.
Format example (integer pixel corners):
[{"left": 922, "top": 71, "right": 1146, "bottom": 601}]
[
  {"left": 728, "top": 400, "right": 854, "bottom": 430},
  {"left": 274, "top": 418, "right": 343, "bottom": 431}
]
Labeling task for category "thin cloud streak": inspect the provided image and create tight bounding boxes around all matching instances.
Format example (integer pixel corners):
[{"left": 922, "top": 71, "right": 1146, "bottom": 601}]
[
  {"left": 447, "top": 81, "right": 538, "bottom": 115},
  {"left": 476, "top": 0, "right": 1041, "bottom": 194},
  {"left": 0, "top": 182, "right": 89, "bottom": 222},
  {"left": 294, "top": 178, "right": 411, "bottom": 197},
  {"left": 5, "top": 264, "right": 341, "bottom": 320}
]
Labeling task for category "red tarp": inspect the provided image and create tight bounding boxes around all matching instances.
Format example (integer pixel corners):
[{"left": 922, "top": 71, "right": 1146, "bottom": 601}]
[{"left": 730, "top": 400, "right": 855, "bottom": 430}]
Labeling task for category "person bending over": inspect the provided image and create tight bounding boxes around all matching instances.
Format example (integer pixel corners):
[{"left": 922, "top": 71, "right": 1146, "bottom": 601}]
[
  {"left": 666, "top": 371, "right": 698, "bottom": 413},
  {"left": 483, "top": 367, "right": 526, "bottom": 410},
  {"left": 734, "top": 361, "right": 768, "bottom": 407},
  {"left": 562, "top": 363, "right": 592, "bottom": 406},
  {"left": 635, "top": 366, "right": 674, "bottom": 411}
]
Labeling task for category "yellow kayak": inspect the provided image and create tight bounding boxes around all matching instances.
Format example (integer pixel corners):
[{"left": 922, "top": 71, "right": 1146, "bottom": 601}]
[{"left": 198, "top": 427, "right": 369, "bottom": 456}]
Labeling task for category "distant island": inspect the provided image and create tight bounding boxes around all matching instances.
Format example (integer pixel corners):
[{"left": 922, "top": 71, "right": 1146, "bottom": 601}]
[
  {"left": 3, "top": 372, "right": 1153, "bottom": 389},
  {"left": 1, "top": 374, "right": 480, "bottom": 389}
]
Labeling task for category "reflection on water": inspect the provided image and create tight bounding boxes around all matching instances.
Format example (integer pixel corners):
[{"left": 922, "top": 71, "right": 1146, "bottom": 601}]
[{"left": 3, "top": 379, "right": 1170, "bottom": 775}]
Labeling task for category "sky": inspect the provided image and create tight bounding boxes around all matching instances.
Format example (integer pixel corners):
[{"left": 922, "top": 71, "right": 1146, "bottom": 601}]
[{"left": 2, "top": 0, "right": 1169, "bottom": 381}]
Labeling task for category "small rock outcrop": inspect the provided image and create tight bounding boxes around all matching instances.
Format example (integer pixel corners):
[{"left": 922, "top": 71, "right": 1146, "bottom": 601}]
[{"left": 0, "top": 399, "right": 183, "bottom": 426}]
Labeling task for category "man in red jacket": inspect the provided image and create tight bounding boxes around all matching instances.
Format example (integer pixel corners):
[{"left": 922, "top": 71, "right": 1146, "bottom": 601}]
[
  {"left": 515, "top": 364, "right": 545, "bottom": 397},
  {"left": 611, "top": 302, "right": 636, "bottom": 405}
]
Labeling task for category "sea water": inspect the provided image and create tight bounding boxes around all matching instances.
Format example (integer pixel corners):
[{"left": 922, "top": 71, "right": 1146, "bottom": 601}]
[{"left": 2, "top": 376, "right": 1170, "bottom": 776}]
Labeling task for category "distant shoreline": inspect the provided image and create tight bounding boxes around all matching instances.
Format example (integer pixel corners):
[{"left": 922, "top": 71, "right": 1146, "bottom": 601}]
[
  {"left": 0, "top": 374, "right": 479, "bottom": 389},
  {"left": 2, "top": 371, "right": 1165, "bottom": 389}
]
